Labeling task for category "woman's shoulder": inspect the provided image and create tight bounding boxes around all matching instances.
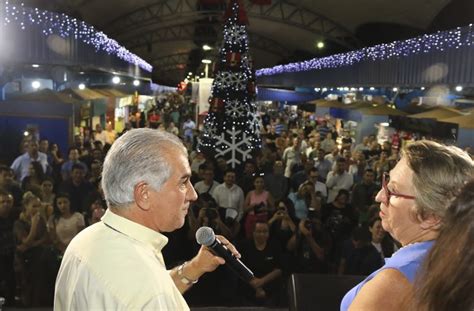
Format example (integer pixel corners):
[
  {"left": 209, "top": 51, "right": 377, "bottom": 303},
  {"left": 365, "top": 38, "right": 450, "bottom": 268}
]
[{"left": 353, "top": 268, "right": 412, "bottom": 308}]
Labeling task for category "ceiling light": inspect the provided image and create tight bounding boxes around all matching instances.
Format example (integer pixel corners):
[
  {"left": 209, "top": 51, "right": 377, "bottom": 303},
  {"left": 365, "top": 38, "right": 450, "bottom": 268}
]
[
  {"left": 112, "top": 76, "right": 121, "bottom": 84},
  {"left": 455, "top": 85, "right": 463, "bottom": 92},
  {"left": 392, "top": 87, "right": 398, "bottom": 92},
  {"left": 32, "top": 64, "right": 40, "bottom": 68},
  {"left": 369, "top": 87, "right": 375, "bottom": 91},
  {"left": 31, "top": 81, "right": 41, "bottom": 89},
  {"left": 202, "top": 59, "right": 212, "bottom": 64},
  {"left": 78, "top": 83, "right": 86, "bottom": 90},
  {"left": 133, "top": 79, "right": 140, "bottom": 86},
  {"left": 202, "top": 44, "right": 212, "bottom": 51},
  {"left": 420, "top": 87, "right": 425, "bottom": 90},
  {"left": 316, "top": 41, "right": 325, "bottom": 49},
  {"left": 359, "top": 87, "right": 364, "bottom": 91}
]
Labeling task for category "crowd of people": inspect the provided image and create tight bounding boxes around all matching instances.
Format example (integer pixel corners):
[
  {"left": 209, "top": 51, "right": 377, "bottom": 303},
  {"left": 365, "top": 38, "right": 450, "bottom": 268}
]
[{"left": 0, "top": 102, "right": 473, "bottom": 309}]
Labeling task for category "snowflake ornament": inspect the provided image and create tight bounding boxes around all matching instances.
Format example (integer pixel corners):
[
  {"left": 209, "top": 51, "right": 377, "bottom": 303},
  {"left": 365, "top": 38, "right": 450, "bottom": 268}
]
[
  {"left": 215, "top": 72, "right": 247, "bottom": 90},
  {"left": 215, "top": 127, "right": 253, "bottom": 168},
  {"left": 225, "top": 100, "right": 248, "bottom": 118},
  {"left": 225, "top": 25, "right": 247, "bottom": 44}
]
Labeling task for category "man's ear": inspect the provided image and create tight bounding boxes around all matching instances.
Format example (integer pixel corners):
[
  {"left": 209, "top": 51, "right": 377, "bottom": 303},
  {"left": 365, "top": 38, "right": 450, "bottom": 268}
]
[
  {"left": 419, "top": 212, "right": 442, "bottom": 231},
  {"left": 134, "top": 182, "right": 151, "bottom": 211}
]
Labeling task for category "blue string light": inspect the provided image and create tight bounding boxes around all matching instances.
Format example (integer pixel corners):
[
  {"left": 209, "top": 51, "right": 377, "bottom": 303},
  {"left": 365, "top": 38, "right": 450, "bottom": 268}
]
[
  {"left": 3, "top": 1, "right": 153, "bottom": 72},
  {"left": 256, "top": 24, "right": 473, "bottom": 77}
]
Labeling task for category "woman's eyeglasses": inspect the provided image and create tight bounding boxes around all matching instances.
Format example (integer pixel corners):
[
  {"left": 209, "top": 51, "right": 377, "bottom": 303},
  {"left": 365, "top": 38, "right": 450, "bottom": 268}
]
[{"left": 381, "top": 172, "right": 416, "bottom": 206}]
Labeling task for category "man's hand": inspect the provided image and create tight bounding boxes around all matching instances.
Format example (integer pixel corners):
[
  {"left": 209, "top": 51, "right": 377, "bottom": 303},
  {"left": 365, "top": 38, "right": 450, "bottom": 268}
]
[
  {"left": 255, "top": 287, "right": 266, "bottom": 299},
  {"left": 188, "top": 235, "right": 241, "bottom": 276},
  {"left": 249, "top": 277, "right": 264, "bottom": 289}
]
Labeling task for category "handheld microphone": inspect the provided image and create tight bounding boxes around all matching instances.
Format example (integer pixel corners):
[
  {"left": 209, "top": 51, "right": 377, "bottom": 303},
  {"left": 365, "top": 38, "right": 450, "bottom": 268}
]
[{"left": 196, "top": 226, "right": 254, "bottom": 282}]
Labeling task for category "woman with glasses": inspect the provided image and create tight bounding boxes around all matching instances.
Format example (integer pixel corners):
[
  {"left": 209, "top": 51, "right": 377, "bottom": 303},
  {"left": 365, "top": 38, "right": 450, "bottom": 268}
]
[{"left": 341, "top": 140, "right": 473, "bottom": 311}]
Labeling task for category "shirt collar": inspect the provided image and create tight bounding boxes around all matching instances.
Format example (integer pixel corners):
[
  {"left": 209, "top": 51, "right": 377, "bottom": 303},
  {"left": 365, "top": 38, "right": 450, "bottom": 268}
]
[{"left": 101, "top": 209, "right": 168, "bottom": 252}]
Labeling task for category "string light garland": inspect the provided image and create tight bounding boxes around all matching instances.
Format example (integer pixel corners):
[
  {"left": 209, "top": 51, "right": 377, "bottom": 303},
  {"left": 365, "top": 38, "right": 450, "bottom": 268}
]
[
  {"left": 3, "top": 1, "right": 153, "bottom": 72},
  {"left": 256, "top": 24, "right": 473, "bottom": 76}
]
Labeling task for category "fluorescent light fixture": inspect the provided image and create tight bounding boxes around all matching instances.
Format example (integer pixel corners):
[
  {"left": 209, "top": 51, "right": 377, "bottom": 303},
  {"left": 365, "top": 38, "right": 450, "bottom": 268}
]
[
  {"left": 133, "top": 79, "right": 140, "bottom": 86},
  {"left": 31, "top": 81, "right": 41, "bottom": 89},
  {"left": 201, "top": 59, "right": 212, "bottom": 64},
  {"left": 78, "top": 83, "right": 86, "bottom": 90},
  {"left": 112, "top": 76, "right": 121, "bottom": 84},
  {"left": 32, "top": 64, "right": 40, "bottom": 68},
  {"left": 380, "top": 122, "right": 389, "bottom": 127}
]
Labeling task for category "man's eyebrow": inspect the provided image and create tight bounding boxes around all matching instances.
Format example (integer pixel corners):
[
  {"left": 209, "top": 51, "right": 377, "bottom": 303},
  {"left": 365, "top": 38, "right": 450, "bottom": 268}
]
[{"left": 179, "top": 173, "right": 191, "bottom": 181}]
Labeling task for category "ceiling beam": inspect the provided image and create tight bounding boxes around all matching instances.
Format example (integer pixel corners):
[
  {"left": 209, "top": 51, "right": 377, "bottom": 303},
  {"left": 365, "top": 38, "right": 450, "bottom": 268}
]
[
  {"left": 120, "top": 23, "right": 290, "bottom": 58},
  {"left": 103, "top": 0, "right": 361, "bottom": 50}
]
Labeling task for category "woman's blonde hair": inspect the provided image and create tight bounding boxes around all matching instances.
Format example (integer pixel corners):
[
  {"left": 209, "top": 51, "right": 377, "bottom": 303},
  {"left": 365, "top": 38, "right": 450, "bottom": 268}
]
[
  {"left": 20, "top": 191, "right": 40, "bottom": 222},
  {"left": 402, "top": 140, "right": 474, "bottom": 220}
]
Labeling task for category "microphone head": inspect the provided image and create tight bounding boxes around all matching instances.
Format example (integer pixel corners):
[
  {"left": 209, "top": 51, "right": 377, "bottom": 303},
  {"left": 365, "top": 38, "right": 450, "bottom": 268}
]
[{"left": 196, "top": 226, "right": 215, "bottom": 246}]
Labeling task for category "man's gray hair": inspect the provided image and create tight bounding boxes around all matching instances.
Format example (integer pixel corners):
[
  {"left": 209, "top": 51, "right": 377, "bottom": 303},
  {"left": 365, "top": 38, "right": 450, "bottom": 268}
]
[{"left": 101, "top": 128, "right": 187, "bottom": 209}]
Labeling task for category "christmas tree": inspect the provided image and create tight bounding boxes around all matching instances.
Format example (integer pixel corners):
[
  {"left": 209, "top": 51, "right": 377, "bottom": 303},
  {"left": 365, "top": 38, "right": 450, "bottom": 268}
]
[{"left": 198, "top": 0, "right": 261, "bottom": 169}]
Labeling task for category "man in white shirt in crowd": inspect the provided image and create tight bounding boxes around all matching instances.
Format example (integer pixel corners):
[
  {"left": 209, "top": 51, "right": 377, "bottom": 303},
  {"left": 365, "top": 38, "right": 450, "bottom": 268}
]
[
  {"left": 212, "top": 170, "right": 245, "bottom": 221},
  {"left": 54, "top": 129, "right": 240, "bottom": 310},
  {"left": 10, "top": 140, "right": 49, "bottom": 182},
  {"left": 282, "top": 136, "right": 303, "bottom": 178},
  {"left": 194, "top": 167, "right": 219, "bottom": 195},
  {"left": 326, "top": 157, "right": 354, "bottom": 203},
  {"left": 93, "top": 123, "right": 108, "bottom": 146}
]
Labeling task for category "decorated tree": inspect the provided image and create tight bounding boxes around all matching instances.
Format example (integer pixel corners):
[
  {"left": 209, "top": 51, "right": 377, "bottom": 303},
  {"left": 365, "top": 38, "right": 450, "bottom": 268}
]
[{"left": 198, "top": 0, "right": 261, "bottom": 168}]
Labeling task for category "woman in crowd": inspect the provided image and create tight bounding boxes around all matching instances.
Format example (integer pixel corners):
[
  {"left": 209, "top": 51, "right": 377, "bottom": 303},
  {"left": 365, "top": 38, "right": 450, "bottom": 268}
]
[
  {"left": 243, "top": 175, "right": 275, "bottom": 238},
  {"left": 368, "top": 217, "right": 394, "bottom": 260},
  {"left": 411, "top": 179, "right": 474, "bottom": 311},
  {"left": 48, "top": 193, "right": 85, "bottom": 255},
  {"left": 40, "top": 177, "right": 56, "bottom": 205},
  {"left": 268, "top": 198, "right": 297, "bottom": 251},
  {"left": 341, "top": 140, "right": 473, "bottom": 310},
  {"left": 288, "top": 180, "right": 314, "bottom": 220},
  {"left": 13, "top": 192, "right": 51, "bottom": 306}
]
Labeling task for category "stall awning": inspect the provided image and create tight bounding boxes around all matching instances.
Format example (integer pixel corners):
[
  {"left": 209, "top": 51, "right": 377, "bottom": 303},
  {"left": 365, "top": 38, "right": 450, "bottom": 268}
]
[
  {"left": 93, "top": 88, "right": 131, "bottom": 97},
  {"left": 12, "top": 88, "right": 82, "bottom": 105},
  {"left": 440, "top": 109, "right": 474, "bottom": 129},
  {"left": 408, "top": 106, "right": 464, "bottom": 120},
  {"left": 61, "top": 88, "right": 107, "bottom": 100}
]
